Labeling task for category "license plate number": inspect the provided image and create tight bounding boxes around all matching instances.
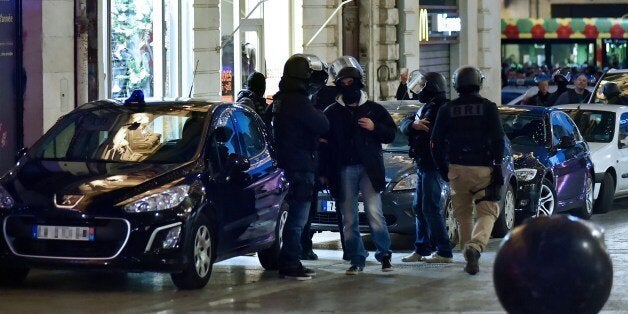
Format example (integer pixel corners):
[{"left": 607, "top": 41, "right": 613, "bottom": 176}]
[
  {"left": 320, "top": 201, "right": 364, "bottom": 213},
  {"left": 33, "top": 225, "right": 94, "bottom": 241}
]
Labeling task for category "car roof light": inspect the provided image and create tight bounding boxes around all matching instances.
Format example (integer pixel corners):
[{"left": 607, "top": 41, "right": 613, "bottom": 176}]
[{"left": 124, "top": 90, "right": 145, "bottom": 107}]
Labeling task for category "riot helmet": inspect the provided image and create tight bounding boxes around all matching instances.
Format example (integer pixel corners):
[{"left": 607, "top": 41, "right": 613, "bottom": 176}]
[
  {"left": 602, "top": 82, "right": 621, "bottom": 100},
  {"left": 452, "top": 66, "right": 484, "bottom": 94},
  {"left": 329, "top": 56, "right": 364, "bottom": 80},
  {"left": 283, "top": 53, "right": 326, "bottom": 80},
  {"left": 408, "top": 72, "right": 448, "bottom": 102},
  {"left": 552, "top": 67, "right": 572, "bottom": 85},
  {"left": 331, "top": 57, "right": 365, "bottom": 105}
]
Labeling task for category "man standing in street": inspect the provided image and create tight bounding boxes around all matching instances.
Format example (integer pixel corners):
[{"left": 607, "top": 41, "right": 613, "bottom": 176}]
[
  {"left": 554, "top": 73, "right": 592, "bottom": 105},
  {"left": 400, "top": 72, "right": 453, "bottom": 264},
  {"left": 431, "top": 66, "right": 505, "bottom": 275},
  {"left": 524, "top": 79, "right": 552, "bottom": 107},
  {"left": 321, "top": 60, "right": 397, "bottom": 275},
  {"left": 272, "top": 54, "right": 330, "bottom": 280}
]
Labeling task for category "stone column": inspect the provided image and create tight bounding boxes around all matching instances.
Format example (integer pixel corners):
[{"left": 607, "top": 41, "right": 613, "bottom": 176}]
[
  {"left": 192, "top": 0, "right": 221, "bottom": 100},
  {"left": 302, "top": 0, "right": 340, "bottom": 63}
]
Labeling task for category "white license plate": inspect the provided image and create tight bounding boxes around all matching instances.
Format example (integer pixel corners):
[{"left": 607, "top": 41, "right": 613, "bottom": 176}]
[
  {"left": 320, "top": 201, "right": 365, "bottom": 213},
  {"left": 33, "top": 225, "right": 94, "bottom": 241}
]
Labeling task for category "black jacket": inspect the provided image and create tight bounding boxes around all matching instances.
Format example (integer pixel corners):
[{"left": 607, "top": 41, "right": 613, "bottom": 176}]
[
  {"left": 236, "top": 89, "right": 267, "bottom": 116},
  {"left": 526, "top": 91, "right": 552, "bottom": 107},
  {"left": 431, "top": 94, "right": 505, "bottom": 169},
  {"left": 396, "top": 83, "right": 419, "bottom": 100},
  {"left": 321, "top": 93, "right": 397, "bottom": 199},
  {"left": 272, "top": 77, "right": 329, "bottom": 172},
  {"left": 400, "top": 95, "right": 447, "bottom": 170}
]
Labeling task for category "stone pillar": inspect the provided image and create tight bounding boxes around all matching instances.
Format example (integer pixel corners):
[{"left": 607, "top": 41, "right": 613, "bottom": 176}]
[
  {"left": 192, "top": 0, "right": 221, "bottom": 100},
  {"left": 302, "top": 0, "right": 340, "bottom": 63},
  {"left": 399, "top": 0, "right": 420, "bottom": 72}
]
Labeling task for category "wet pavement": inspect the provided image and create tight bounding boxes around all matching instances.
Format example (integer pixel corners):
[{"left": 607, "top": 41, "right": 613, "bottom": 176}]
[{"left": 3, "top": 199, "right": 628, "bottom": 313}]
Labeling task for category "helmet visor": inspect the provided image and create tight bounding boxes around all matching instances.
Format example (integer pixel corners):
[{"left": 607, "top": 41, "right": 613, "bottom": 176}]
[
  {"left": 407, "top": 72, "right": 425, "bottom": 94},
  {"left": 330, "top": 56, "right": 363, "bottom": 80}
]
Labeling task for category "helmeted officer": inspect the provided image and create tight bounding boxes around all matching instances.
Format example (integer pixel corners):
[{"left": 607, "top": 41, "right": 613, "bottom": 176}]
[
  {"left": 400, "top": 72, "right": 453, "bottom": 264},
  {"left": 271, "top": 54, "right": 330, "bottom": 280},
  {"left": 430, "top": 66, "right": 505, "bottom": 275},
  {"left": 602, "top": 82, "right": 627, "bottom": 105}
]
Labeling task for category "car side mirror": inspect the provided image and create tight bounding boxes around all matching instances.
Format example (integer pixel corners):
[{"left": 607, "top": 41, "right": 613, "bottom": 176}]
[{"left": 556, "top": 135, "right": 576, "bottom": 149}]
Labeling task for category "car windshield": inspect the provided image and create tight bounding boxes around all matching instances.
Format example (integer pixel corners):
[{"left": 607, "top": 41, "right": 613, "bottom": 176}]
[
  {"left": 30, "top": 104, "right": 209, "bottom": 163},
  {"left": 591, "top": 72, "right": 628, "bottom": 105},
  {"left": 500, "top": 111, "right": 547, "bottom": 146},
  {"left": 380, "top": 102, "right": 423, "bottom": 152},
  {"left": 562, "top": 109, "right": 615, "bottom": 143}
]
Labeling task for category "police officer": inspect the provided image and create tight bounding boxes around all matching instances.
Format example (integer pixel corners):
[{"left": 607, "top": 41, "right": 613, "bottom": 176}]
[
  {"left": 602, "top": 82, "right": 627, "bottom": 105},
  {"left": 400, "top": 72, "right": 453, "bottom": 264},
  {"left": 430, "top": 66, "right": 505, "bottom": 275},
  {"left": 236, "top": 71, "right": 267, "bottom": 115},
  {"left": 272, "top": 54, "right": 330, "bottom": 280}
]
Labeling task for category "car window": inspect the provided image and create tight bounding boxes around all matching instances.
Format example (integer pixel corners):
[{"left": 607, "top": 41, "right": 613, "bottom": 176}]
[
  {"left": 557, "top": 112, "right": 579, "bottom": 140},
  {"left": 551, "top": 112, "right": 570, "bottom": 146},
  {"left": 232, "top": 110, "right": 266, "bottom": 158},
  {"left": 500, "top": 112, "right": 547, "bottom": 146},
  {"left": 563, "top": 109, "right": 615, "bottom": 143},
  {"left": 619, "top": 113, "right": 628, "bottom": 149},
  {"left": 208, "top": 112, "right": 239, "bottom": 172},
  {"left": 591, "top": 72, "right": 628, "bottom": 105}
]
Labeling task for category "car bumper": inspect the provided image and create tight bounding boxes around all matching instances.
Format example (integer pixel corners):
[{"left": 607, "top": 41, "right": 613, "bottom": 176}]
[
  {"left": 0, "top": 212, "right": 193, "bottom": 273},
  {"left": 515, "top": 181, "right": 540, "bottom": 215},
  {"left": 310, "top": 190, "right": 416, "bottom": 235}
]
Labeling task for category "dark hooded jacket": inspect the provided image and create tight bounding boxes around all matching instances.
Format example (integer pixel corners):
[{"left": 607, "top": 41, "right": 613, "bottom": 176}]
[
  {"left": 400, "top": 94, "right": 448, "bottom": 169},
  {"left": 320, "top": 91, "right": 397, "bottom": 199},
  {"left": 271, "top": 77, "right": 329, "bottom": 173},
  {"left": 237, "top": 72, "right": 267, "bottom": 115}
]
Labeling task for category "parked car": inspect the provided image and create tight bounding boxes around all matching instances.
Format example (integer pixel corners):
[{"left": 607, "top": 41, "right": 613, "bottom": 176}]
[
  {"left": 0, "top": 96, "right": 288, "bottom": 289},
  {"left": 553, "top": 69, "right": 628, "bottom": 213},
  {"left": 311, "top": 101, "right": 518, "bottom": 245},
  {"left": 499, "top": 105, "right": 595, "bottom": 222}
]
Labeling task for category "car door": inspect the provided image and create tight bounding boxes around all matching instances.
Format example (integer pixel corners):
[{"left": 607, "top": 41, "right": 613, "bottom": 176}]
[
  {"left": 616, "top": 111, "right": 628, "bottom": 191},
  {"left": 230, "top": 108, "right": 287, "bottom": 246},
  {"left": 549, "top": 112, "right": 588, "bottom": 208}
]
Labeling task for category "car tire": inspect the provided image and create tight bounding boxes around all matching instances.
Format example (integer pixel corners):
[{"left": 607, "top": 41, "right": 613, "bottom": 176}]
[
  {"left": 572, "top": 175, "right": 594, "bottom": 220},
  {"left": 0, "top": 264, "right": 29, "bottom": 286},
  {"left": 537, "top": 179, "right": 556, "bottom": 217},
  {"left": 444, "top": 197, "right": 459, "bottom": 247},
  {"left": 594, "top": 172, "right": 614, "bottom": 214},
  {"left": 170, "top": 213, "right": 214, "bottom": 290},
  {"left": 492, "top": 184, "right": 516, "bottom": 238},
  {"left": 258, "top": 202, "right": 288, "bottom": 270}
]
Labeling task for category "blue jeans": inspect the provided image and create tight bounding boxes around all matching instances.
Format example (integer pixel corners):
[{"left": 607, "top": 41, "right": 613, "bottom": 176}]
[
  {"left": 413, "top": 168, "right": 452, "bottom": 258},
  {"left": 339, "top": 165, "right": 392, "bottom": 268},
  {"left": 279, "top": 171, "right": 315, "bottom": 270}
]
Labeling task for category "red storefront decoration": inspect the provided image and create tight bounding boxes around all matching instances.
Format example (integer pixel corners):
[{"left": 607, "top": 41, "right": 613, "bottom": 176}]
[{"left": 502, "top": 18, "right": 628, "bottom": 40}]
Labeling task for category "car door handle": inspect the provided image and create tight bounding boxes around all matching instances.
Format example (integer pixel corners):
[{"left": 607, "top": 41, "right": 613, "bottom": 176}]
[{"left": 622, "top": 173, "right": 628, "bottom": 179}]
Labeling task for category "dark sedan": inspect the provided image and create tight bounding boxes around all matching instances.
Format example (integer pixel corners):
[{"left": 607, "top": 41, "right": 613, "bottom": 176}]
[
  {"left": 499, "top": 105, "right": 594, "bottom": 222},
  {"left": 0, "top": 96, "right": 288, "bottom": 289},
  {"left": 312, "top": 101, "right": 518, "bottom": 244}
]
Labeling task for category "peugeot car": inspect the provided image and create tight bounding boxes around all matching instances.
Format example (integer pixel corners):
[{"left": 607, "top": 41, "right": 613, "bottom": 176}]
[
  {"left": 0, "top": 96, "right": 288, "bottom": 290},
  {"left": 312, "top": 101, "right": 518, "bottom": 244},
  {"left": 499, "top": 105, "right": 594, "bottom": 222}
]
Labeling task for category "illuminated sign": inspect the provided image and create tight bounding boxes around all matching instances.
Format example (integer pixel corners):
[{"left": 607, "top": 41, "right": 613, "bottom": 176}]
[
  {"left": 432, "top": 13, "right": 461, "bottom": 34},
  {"left": 419, "top": 9, "right": 429, "bottom": 41}
]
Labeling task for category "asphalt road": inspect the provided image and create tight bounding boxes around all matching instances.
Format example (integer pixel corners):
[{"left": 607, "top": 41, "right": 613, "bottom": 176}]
[{"left": 2, "top": 199, "right": 628, "bottom": 313}]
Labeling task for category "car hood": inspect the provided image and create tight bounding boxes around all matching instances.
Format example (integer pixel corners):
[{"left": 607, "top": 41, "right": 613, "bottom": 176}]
[
  {"left": 2, "top": 159, "right": 190, "bottom": 210},
  {"left": 511, "top": 144, "right": 548, "bottom": 169},
  {"left": 383, "top": 152, "right": 414, "bottom": 182}
]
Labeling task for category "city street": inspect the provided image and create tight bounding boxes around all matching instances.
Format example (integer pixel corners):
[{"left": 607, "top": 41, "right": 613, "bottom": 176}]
[{"left": 2, "top": 199, "right": 628, "bottom": 313}]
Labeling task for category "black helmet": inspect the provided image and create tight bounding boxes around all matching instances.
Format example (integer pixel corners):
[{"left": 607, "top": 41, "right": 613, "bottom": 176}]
[
  {"left": 552, "top": 67, "right": 572, "bottom": 84},
  {"left": 282, "top": 54, "right": 326, "bottom": 80},
  {"left": 330, "top": 56, "right": 365, "bottom": 87},
  {"left": 408, "top": 72, "right": 447, "bottom": 94},
  {"left": 602, "top": 82, "right": 621, "bottom": 99},
  {"left": 452, "top": 66, "right": 484, "bottom": 93}
]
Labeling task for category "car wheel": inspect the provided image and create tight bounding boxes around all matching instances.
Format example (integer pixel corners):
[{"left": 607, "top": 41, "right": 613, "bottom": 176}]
[
  {"left": 572, "top": 175, "right": 594, "bottom": 220},
  {"left": 170, "top": 213, "right": 214, "bottom": 290},
  {"left": 492, "top": 184, "right": 516, "bottom": 238},
  {"left": 445, "top": 197, "right": 459, "bottom": 247},
  {"left": 537, "top": 179, "right": 556, "bottom": 217},
  {"left": 0, "top": 264, "right": 29, "bottom": 286},
  {"left": 594, "top": 172, "right": 614, "bottom": 214},
  {"left": 258, "top": 202, "right": 288, "bottom": 270}
]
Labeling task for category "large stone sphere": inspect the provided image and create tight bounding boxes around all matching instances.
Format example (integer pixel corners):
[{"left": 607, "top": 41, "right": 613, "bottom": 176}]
[{"left": 493, "top": 215, "right": 613, "bottom": 314}]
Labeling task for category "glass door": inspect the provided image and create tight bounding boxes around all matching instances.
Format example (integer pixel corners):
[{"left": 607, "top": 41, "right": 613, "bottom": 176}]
[{"left": 239, "top": 18, "right": 265, "bottom": 93}]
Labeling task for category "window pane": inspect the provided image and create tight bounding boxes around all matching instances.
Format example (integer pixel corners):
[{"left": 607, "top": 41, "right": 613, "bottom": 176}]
[
  {"left": 550, "top": 43, "right": 594, "bottom": 69},
  {"left": 233, "top": 110, "right": 265, "bottom": 158},
  {"left": 111, "top": 0, "right": 155, "bottom": 98},
  {"left": 620, "top": 113, "right": 628, "bottom": 149},
  {"left": 502, "top": 43, "right": 546, "bottom": 69}
]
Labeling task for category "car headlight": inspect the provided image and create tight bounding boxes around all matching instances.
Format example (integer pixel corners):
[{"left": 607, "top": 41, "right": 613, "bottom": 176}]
[
  {"left": 123, "top": 185, "right": 190, "bottom": 213},
  {"left": 0, "top": 185, "right": 15, "bottom": 209},
  {"left": 515, "top": 168, "right": 538, "bottom": 182},
  {"left": 393, "top": 173, "right": 418, "bottom": 191}
]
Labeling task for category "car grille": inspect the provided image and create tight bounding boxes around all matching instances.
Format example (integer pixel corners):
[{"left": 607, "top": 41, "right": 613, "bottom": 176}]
[
  {"left": 3, "top": 215, "right": 130, "bottom": 260},
  {"left": 312, "top": 212, "right": 397, "bottom": 227}
]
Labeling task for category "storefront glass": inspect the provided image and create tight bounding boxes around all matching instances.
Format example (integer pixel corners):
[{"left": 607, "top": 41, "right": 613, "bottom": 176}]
[
  {"left": 502, "top": 43, "right": 546, "bottom": 68},
  {"left": 550, "top": 42, "right": 594, "bottom": 68}
]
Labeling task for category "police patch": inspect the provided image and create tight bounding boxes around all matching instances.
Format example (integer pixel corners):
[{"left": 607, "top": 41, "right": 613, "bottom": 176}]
[{"left": 450, "top": 103, "right": 484, "bottom": 117}]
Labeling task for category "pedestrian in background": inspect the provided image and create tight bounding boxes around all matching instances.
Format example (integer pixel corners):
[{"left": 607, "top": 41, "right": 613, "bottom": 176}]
[
  {"left": 237, "top": 72, "right": 267, "bottom": 115},
  {"left": 399, "top": 72, "right": 453, "bottom": 264},
  {"left": 320, "top": 59, "right": 396, "bottom": 275},
  {"left": 431, "top": 66, "right": 505, "bottom": 275}
]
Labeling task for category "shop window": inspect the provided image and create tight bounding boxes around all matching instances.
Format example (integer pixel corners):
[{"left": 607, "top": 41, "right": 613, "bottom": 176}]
[
  {"left": 502, "top": 43, "right": 546, "bottom": 69},
  {"left": 550, "top": 43, "right": 594, "bottom": 69}
]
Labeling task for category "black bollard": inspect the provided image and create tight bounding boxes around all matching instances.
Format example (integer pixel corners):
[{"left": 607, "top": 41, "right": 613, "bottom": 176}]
[{"left": 493, "top": 215, "right": 613, "bottom": 314}]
